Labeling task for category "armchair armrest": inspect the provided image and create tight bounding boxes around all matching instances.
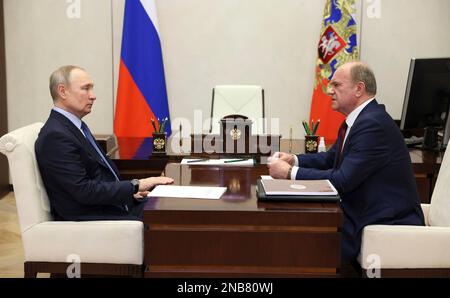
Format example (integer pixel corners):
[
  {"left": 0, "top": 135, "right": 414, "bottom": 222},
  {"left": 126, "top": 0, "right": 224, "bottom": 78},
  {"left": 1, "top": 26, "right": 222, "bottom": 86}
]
[{"left": 359, "top": 224, "right": 450, "bottom": 269}]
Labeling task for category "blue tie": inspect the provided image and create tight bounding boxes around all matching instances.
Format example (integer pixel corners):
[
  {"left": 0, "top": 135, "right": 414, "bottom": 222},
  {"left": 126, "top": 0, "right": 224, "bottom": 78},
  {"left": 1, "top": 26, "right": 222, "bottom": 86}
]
[
  {"left": 81, "top": 122, "right": 119, "bottom": 181},
  {"left": 81, "top": 122, "right": 129, "bottom": 212}
]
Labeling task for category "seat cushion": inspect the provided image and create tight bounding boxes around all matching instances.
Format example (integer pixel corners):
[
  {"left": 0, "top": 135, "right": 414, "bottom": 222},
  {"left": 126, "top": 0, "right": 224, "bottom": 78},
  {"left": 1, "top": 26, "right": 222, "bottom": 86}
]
[
  {"left": 22, "top": 221, "right": 144, "bottom": 265},
  {"left": 359, "top": 225, "right": 450, "bottom": 269}
]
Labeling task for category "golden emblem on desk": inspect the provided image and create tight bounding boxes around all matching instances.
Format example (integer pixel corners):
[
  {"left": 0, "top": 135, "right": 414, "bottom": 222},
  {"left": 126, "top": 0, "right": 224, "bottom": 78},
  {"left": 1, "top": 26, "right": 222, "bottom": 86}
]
[
  {"left": 305, "top": 138, "right": 318, "bottom": 153},
  {"left": 230, "top": 128, "right": 242, "bottom": 140},
  {"left": 153, "top": 137, "right": 165, "bottom": 150}
]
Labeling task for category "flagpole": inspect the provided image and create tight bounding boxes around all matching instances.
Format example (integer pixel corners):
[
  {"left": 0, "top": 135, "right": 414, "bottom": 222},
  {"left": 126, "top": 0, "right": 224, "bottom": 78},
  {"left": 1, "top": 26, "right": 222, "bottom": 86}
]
[{"left": 359, "top": 0, "right": 364, "bottom": 59}]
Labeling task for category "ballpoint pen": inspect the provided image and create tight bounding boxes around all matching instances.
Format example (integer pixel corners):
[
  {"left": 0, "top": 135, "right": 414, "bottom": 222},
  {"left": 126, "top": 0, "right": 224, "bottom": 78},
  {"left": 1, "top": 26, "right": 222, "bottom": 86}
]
[
  {"left": 160, "top": 117, "right": 168, "bottom": 133},
  {"left": 224, "top": 158, "right": 248, "bottom": 163},
  {"left": 187, "top": 158, "right": 209, "bottom": 163},
  {"left": 312, "top": 119, "right": 320, "bottom": 135},
  {"left": 151, "top": 118, "right": 158, "bottom": 132},
  {"left": 302, "top": 120, "right": 311, "bottom": 135}
]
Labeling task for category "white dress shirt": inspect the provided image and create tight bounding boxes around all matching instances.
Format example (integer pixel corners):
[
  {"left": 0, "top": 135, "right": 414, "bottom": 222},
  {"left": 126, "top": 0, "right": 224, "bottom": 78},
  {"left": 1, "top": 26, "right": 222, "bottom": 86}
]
[{"left": 52, "top": 106, "right": 86, "bottom": 137}]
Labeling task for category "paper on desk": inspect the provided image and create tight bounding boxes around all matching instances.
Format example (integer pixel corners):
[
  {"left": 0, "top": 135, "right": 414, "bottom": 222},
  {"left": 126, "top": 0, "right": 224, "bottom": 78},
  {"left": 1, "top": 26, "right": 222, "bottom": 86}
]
[
  {"left": 147, "top": 185, "right": 227, "bottom": 200},
  {"left": 181, "top": 158, "right": 255, "bottom": 166}
]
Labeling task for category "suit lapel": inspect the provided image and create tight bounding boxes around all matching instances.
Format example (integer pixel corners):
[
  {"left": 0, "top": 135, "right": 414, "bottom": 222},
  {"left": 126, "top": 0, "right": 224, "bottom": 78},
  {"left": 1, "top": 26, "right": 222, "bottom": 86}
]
[
  {"left": 346, "top": 100, "right": 379, "bottom": 144},
  {"left": 50, "top": 111, "right": 110, "bottom": 170},
  {"left": 336, "top": 100, "right": 379, "bottom": 166}
]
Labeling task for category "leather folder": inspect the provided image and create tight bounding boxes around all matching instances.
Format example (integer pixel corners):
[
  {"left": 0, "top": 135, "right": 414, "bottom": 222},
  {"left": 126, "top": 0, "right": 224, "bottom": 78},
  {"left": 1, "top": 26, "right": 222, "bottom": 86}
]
[{"left": 256, "top": 179, "right": 340, "bottom": 202}]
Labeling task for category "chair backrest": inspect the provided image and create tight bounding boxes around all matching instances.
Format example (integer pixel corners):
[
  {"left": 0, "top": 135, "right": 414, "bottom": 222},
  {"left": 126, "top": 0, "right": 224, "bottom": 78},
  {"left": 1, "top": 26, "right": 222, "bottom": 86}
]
[
  {"left": 0, "top": 123, "right": 51, "bottom": 233},
  {"left": 210, "top": 85, "right": 265, "bottom": 134},
  {"left": 429, "top": 144, "right": 450, "bottom": 227}
]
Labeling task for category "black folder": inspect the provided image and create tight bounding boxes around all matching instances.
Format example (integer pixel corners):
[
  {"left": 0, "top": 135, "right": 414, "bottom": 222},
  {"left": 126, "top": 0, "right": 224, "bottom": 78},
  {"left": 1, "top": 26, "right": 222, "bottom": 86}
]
[{"left": 256, "top": 179, "right": 340, "bottom": 202}]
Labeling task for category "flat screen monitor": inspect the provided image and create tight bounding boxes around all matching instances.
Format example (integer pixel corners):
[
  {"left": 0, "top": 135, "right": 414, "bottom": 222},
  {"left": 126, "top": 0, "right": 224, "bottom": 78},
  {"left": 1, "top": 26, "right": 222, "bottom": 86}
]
[{"left": 400, "top": 58, "right": 450, "bottom": 149}]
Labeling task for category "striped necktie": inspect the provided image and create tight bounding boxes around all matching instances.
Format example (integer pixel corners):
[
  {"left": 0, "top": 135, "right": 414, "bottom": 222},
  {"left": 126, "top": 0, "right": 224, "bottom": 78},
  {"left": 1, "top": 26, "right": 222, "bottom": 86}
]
[
  {"left": 81, "top": 122, "right": 119, "bottom": 181},
  {"left": 81, "top": 122, "right": 129, "bottom": 212}
]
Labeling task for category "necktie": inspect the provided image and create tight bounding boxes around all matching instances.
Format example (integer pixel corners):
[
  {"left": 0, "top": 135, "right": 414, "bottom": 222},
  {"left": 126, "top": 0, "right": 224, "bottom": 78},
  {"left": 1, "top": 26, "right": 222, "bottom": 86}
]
[
  {"left": 81, "top": 122, "right": 129, "bottom": 212},
  {"left": 81, "top": 122, "right": 120, "bottom": 181},
  {"left": 336, "top": 121, "right": 348, "bottom": 166}
]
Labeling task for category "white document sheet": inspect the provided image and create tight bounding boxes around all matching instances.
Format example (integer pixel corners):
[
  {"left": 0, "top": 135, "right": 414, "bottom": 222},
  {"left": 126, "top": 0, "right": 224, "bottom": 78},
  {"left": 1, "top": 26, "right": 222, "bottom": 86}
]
[
  {"left": 147, "top": 185, "right": 227, "bottom": 200},
  {"left": 181, "top": 158, "right": 255, "bottom": 166}
]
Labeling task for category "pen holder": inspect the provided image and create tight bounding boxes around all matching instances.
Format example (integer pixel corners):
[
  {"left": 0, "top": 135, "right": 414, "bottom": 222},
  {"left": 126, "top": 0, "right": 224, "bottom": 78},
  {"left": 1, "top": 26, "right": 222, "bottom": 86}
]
[
  {"left": 152, "top": 132, "right": 167, "bottom": 154},
  {"left": 304, "top": 135, "right": 319, "bottom": 154}
]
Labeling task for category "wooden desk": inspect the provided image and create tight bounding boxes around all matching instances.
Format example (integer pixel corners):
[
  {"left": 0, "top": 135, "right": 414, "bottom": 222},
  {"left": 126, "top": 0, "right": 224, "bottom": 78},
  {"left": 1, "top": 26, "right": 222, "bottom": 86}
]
[
  {"left": 110, "top": 137, "right": 303, "bottom": 179},
  {"left": 109, "top": 136, "right": 443, "bottom": 203},
  {"left": 408, "top": 148, "right": 443, "bottom": 203},
  {"left": 143, "top": 163, "right": 343, "bottom": 278}
]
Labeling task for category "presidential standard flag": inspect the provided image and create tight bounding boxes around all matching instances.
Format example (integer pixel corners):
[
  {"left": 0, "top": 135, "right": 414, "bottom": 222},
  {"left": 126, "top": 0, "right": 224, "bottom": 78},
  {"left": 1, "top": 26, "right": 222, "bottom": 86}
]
[
  {"left": 114, "top": 0, "right": 171, "bottom": 138},
  {"left": 309, "top": 0, "right": 359, "bottom": 142}
]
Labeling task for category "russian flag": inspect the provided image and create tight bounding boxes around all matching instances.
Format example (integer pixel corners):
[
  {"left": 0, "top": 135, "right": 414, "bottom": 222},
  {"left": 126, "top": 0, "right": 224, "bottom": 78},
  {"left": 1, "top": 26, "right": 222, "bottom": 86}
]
[{"left": 114, "top": 0, "right": 171, "bottom": 140}]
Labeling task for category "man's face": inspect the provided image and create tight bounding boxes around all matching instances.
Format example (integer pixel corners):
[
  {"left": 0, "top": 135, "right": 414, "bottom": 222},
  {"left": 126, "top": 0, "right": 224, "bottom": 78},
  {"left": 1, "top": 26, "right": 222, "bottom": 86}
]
[
  {"left": 328, "top": 64, "right": 358, "bottom": 116},
  {"left": 59, "top": 69, "right": 96, "bottom": 119}
]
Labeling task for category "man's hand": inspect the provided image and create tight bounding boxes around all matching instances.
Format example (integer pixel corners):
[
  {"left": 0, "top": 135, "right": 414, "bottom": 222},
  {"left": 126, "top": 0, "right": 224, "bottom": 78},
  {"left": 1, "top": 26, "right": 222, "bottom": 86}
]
[
  {"left": 133, "top": 191, "right": 149, "bottom": 201},
  {"left": 139, "top": 176, "right": 174, "bottom": 192},
  {"left": 267, "top": 157, "right": 292, "bottom": 179},
  {"left": 268, "top": 151, "right": 295, "bottom": 166}
]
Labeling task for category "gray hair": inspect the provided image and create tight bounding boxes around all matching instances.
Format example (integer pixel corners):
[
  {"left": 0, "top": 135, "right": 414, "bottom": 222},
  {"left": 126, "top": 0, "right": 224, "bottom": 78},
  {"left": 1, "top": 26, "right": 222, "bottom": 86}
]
[
  {"left": 350, "top": 63, "right": 377, "bottom": 96},
  {"left": 49, "top": 65, "right": 84, "bottom": 100}
]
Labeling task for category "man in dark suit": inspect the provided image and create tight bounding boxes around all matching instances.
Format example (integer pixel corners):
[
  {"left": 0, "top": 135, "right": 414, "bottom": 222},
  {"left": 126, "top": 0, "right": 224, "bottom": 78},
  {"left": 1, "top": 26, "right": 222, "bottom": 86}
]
[
  {"left": 35, "top": 65, "right": 173, "bottom": 221},
  {"left": 268, "top": 62, "right": 424, "bottom": 263}
]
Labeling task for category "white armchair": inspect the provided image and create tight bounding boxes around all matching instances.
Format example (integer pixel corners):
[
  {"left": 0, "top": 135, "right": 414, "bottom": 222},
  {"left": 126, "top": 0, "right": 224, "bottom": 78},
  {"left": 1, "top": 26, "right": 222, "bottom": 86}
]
[
  {"left": 0, "top": 123, "right": 144, "bottom": 277},
  {"left": 210, "top": 85, "right": 265, "bottom": 135},
  {"left": 358, "top": 145, "right": 450, "bottom": 277}
]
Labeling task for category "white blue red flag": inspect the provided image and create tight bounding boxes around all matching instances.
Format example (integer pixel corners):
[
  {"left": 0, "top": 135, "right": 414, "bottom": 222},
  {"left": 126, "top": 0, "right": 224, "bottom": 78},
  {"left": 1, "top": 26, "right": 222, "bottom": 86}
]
[{"left": 114, "top": 0, "right": 171, "bottom": 140}]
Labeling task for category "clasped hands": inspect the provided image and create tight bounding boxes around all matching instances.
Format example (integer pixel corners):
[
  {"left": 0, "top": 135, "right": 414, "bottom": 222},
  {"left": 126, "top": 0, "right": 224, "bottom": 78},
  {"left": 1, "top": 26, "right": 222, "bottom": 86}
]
[{"left": 267, "top": 152, "right": 295, "bottom": 179}]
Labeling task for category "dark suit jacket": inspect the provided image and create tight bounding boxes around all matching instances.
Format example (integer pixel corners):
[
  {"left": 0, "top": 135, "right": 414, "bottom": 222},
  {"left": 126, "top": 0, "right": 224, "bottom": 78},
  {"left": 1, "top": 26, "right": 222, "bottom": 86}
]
[
  {"left": 296, "top": 100, "right": 424, "bottom": 261},
  {"left": 35, "top": 110, "right": 136, "bottom": 221}
]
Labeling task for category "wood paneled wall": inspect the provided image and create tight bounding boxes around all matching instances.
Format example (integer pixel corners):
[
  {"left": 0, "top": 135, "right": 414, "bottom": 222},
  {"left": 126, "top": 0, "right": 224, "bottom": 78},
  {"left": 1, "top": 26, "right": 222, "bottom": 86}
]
[{"left": 0, "top": 0, "right": 10, "bottom": 197}]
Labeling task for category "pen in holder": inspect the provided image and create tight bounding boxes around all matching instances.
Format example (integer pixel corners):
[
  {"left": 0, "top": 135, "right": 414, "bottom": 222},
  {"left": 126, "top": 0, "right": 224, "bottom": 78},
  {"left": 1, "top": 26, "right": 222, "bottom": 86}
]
[
  {"left": 151, "top": 117, "right": 168, "bottom": 154},
  {"left": 302, "top": 119, "right": 320, "bottom": 154}
]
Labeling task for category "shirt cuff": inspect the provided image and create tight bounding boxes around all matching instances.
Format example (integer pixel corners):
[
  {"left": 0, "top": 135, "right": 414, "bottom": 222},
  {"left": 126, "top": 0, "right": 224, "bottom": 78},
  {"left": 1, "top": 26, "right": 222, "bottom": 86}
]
[
  {"left": 293, "top": 155, "right": 299, "bottom": 166},
  {"left": 290, "top": 166, "right": 299, "bottom": 180}
]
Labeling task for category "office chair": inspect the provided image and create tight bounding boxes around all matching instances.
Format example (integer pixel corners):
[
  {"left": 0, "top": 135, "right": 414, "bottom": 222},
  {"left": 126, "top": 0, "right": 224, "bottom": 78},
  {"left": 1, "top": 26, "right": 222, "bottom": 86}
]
[
  {"left": 0, "top": 123, "right": 144, "bottom": 277},
  {"left": 210, "top": 85, "right": 265, "bottom": 135},
  {"left": 358, "top": 144, "right": 450, "bottom": 277}
]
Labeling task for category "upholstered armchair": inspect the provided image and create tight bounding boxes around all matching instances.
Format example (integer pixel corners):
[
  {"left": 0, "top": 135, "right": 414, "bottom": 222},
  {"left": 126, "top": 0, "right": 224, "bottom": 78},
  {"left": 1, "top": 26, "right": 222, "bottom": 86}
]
[
  {"left": 0, "top": 123, "right": 144, "bottom": 277},
  {"left": 359, "top": 145, "right": 450, "bottom": 277},
  {"left": 210, "top": 85, "right": 265, "bottom": 135}
]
